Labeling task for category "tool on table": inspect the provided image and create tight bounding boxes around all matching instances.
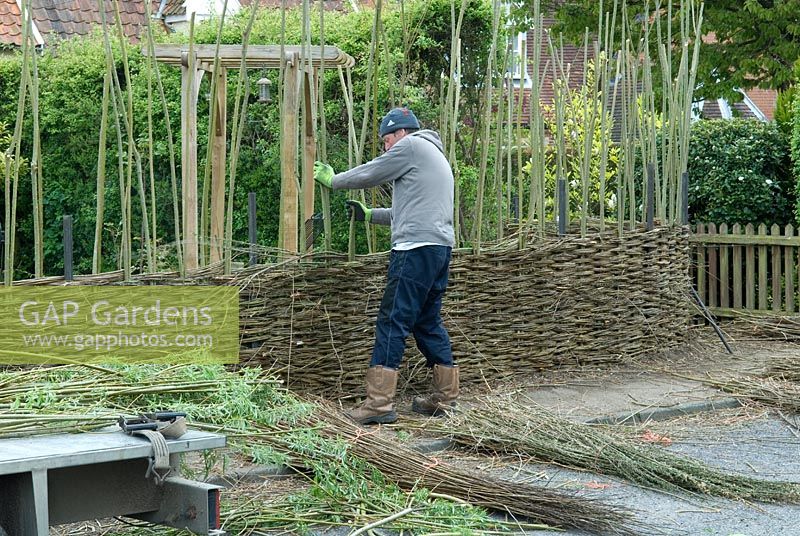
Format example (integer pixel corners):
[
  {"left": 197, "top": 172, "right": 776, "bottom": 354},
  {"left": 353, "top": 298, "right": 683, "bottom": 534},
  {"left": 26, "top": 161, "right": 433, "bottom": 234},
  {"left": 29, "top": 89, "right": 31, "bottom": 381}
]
[{"left": 119, "top": 411, "right": 188, "bottom": 483}]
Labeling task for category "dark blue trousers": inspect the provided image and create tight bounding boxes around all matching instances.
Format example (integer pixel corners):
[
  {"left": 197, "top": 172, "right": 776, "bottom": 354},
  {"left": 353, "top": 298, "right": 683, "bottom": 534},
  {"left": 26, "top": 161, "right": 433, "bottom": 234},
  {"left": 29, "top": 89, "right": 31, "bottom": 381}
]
[{"left": 370, "top": 245, "right": 454, "bottom": 370}]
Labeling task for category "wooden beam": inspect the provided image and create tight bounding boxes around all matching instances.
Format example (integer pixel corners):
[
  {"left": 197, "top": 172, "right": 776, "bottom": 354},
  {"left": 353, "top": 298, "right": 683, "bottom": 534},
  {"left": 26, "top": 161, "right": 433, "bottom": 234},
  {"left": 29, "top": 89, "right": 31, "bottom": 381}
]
[
  {"left": 689, "top": 234, "right": 800, "bottom": 247},
  {"left": 280, "top": 53, "right": 300, "bottom": 254},
  {"left": 707, "top": 307, "right": 791, "bottom": 318},
  {"left": 149, "top": 44, "right": 355, "bottom": 69},
  {"left": 210, "top": 67, "right": 227, "bottom": 264}
]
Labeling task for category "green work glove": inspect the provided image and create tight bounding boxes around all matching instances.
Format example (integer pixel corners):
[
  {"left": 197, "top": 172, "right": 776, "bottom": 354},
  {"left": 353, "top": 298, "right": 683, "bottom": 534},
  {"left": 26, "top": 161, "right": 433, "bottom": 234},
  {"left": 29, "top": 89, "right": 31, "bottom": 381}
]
[
  {"left": 313, "top": 161, "right": 334, "bottom": 189},
  {"left": 345, "top": 200, "right": 372, "bottom": 222}
]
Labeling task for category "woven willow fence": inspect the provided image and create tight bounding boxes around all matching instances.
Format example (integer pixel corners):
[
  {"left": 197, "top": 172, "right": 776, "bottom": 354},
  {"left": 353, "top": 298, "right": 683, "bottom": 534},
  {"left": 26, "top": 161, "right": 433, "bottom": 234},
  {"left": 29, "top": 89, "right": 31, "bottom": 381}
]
[
  {"left": 231, "top": 225, "right": 691, "bottom": 395},
  {"left": 14, "top": 226, "right": 690, "bottom": 395}
]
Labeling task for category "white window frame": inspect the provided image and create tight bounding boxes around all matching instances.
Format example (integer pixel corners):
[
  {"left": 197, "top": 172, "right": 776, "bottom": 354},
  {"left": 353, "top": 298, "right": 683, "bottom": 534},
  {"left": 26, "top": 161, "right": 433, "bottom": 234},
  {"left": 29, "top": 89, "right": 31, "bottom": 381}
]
[{"left": 508, "top": 31, "right": 533, "bottom": 88}]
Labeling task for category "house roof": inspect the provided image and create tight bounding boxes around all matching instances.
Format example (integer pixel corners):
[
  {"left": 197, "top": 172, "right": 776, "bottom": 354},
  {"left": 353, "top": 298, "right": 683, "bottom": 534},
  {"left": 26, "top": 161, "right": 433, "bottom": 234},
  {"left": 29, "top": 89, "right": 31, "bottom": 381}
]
[
  {"left": 699, "top": 89, "right": 773, "bottom": 121},
  {"left": 159, "top": 0, "right": 185, "bottom": 17},
  {"left": 742, "top": 88, "right": 777, "bottom": 121},
  {"left": 245, "top": 0, "right": 372, "bottom": 9},
  {"left": 159, "top": 0, "right": 363, "bottom": 19},
  {"left": 0, "top": 0, "right": 23, "bottom": 46},
  {"left": 0, "top": 0, "right": 156, "bottom": 47},
  {"left": 30, "top": 0, "right": 150, "bottom": 42}
]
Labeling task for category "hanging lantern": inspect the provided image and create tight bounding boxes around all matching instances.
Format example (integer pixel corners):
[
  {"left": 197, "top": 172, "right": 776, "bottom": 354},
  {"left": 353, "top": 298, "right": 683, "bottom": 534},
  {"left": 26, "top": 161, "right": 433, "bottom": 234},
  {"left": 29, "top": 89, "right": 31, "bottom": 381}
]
[{"left": 257, "top": 76, "right": 272, "bottom": 103}]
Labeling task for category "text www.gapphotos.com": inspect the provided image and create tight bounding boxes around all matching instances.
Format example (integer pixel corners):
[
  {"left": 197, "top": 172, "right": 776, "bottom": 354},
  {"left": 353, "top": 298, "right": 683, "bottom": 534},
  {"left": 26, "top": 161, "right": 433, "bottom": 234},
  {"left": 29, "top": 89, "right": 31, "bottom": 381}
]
[{"left": 21, "top": 332, "right": 214, "bottom": 351}]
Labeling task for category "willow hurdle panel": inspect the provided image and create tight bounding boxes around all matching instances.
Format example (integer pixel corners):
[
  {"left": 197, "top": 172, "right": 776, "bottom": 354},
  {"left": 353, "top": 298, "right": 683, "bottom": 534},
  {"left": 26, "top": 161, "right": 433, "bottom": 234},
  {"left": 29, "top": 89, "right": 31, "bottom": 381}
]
[{"left": 690, "top": 223, "right": 800, "bottom": 317}]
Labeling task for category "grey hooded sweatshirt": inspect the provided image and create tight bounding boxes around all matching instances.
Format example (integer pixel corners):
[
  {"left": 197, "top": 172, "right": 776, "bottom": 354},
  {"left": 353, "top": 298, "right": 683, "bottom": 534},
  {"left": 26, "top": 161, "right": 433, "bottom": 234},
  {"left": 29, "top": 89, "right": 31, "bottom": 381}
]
[{"left": 331, "top": 129, "right": 455, "bottom": 248}]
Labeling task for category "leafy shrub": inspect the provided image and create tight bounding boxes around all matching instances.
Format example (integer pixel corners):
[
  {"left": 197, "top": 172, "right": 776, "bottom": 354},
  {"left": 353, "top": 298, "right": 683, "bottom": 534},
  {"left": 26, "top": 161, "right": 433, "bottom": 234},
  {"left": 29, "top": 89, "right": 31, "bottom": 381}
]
[
  {"left": 792, "top": 92, "right": 800, "bottom": 224},
  {"left": 688, "top": 119, "right": 793, "bottom": 227},
  {"left": 775, "top": 87, "right": 796, "bottom": 135}
]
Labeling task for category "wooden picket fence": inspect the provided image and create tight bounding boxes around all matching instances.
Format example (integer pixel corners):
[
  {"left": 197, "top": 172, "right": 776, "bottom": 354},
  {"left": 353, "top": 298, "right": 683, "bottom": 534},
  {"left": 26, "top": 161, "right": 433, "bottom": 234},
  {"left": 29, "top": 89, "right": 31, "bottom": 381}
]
[{"left": 690, "top": 223, "right": 800, "bottom": 316}]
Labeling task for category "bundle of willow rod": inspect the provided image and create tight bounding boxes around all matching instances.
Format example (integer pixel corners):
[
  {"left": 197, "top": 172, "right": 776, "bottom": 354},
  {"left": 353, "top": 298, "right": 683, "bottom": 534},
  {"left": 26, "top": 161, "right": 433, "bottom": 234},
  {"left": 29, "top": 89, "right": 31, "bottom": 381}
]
[
  {"left": 219, "top": 491, "right": 552, "bottom": 536},
  {"left": 0, "top": 364, "right": 638, "bottom": 535},
  {"left": 764, "top": 352, "right": 800, "bottom": 382},
  {"left": 0, "top": 364, "right": 280, "bottom": 437},
  {"left": 315, "top": 403, "right": 642, "bottom": 535},
  {"left": 697, "top": 349, "right": 800, "bottom": 412},
  {"left": 727, "top": 312, "right": 800, "bottom": 342},
  {"left": 425, "top": 396, "right": 800, "bottom": 503}
]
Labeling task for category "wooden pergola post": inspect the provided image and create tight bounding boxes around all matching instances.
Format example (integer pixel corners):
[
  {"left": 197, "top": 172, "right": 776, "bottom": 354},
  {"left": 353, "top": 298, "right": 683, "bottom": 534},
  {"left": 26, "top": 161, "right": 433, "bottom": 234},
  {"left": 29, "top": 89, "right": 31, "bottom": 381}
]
[
  {"left": 180, "top": 51, "right": 203, "bottom": 271},
  {"left": 210, "top": 67, "right": 227, "bottom": 264},
  {"left": 302, "top": 70, "right": 317, "bottom": 251},
  {"left": 150, "top": 45, "right": 354, "bottom": 268},
  {"left": 280, "top": 53, "right": 300, "bottom": 254}
]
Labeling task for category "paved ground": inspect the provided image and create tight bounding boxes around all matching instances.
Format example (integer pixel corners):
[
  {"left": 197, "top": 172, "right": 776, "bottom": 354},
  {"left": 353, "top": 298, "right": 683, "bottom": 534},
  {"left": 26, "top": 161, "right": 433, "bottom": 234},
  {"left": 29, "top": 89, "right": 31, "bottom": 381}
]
[{"left": 397, "top": 335, "right": 800, "bottom": 536}]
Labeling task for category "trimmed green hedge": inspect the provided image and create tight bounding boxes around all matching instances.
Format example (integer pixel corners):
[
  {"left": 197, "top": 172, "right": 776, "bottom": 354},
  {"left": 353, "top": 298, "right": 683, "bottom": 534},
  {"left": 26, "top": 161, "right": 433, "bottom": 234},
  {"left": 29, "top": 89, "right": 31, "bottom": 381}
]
[
  {"left": 793, "top": 92, "right": 800, "bottom": 224},
  {"left": 688, "top": 119, "right": 794, "bottom": 227}
]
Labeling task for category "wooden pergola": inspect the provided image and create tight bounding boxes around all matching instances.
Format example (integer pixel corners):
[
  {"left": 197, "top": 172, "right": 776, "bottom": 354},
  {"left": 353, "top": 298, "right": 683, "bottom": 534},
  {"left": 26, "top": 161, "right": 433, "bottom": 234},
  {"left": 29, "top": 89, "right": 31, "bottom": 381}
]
[{"left": 150, "top": 44, "right": 355, "bottom": 270}]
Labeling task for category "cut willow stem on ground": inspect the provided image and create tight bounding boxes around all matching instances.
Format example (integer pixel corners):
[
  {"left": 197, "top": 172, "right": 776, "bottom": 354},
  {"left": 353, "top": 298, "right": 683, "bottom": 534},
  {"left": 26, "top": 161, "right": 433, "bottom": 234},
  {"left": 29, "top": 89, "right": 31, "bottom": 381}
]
[
  {"left": 0, "top": 365, "right": 629, "bottom": 535},
  {"left": 220, "top": 488, "right": 550, "bottom": 536},
  {"left": 425, "top": 396, "right": 800, "bottom": 504},
  {"left": 696, "top": 375, "right": 800, "bottom": 414},
  {"left": 725, "top": 312, "right": 800, "bottom": 342},
  {"left": 764, "top": 353, "right": 800, "bottom": 383},
  {"left": 315, "top": 403, "right": 642, "bottom": 536},
  {"left": 688, "top": 352, "right": 800, "bottom": 413}
]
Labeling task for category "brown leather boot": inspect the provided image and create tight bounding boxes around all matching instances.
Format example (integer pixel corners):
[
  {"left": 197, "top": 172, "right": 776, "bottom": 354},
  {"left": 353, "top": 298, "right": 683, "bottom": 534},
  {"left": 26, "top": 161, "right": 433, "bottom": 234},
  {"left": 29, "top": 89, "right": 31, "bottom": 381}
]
[
  {"left": 412, "top": 364, "right": 459, "bottom": 416},
  {"left": 345, "top": 366, "right": 398, "bottom": 425}
]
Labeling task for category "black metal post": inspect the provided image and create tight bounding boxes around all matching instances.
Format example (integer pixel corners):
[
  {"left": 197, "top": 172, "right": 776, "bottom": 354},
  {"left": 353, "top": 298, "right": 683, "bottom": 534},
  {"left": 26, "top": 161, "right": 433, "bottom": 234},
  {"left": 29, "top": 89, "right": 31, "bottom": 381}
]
[
  {"left": 510, "top": 194, "right": 519, "bottom": 222},
  {"left": 248, "top": 192, "right": 257, "bottom": 266},
  {"left": 63, "top": 215, "right": 73, "bottom": 281},
  {"left": 557, "top": 177, "right": 567, "bottom": 236}
]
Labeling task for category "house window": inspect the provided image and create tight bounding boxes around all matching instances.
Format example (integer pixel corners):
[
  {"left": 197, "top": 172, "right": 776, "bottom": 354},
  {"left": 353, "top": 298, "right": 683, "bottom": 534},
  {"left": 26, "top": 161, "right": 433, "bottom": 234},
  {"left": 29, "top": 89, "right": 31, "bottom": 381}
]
[{"left": 509, "top": 32, "right": 532, "bottom": 88}]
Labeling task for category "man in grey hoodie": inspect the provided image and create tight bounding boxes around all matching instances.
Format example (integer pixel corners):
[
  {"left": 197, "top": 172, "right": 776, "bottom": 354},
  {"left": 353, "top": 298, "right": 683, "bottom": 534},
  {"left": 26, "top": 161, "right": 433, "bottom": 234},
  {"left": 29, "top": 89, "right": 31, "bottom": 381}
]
[{"left": 314, "top": 107, "right": 459, "bottom": 425}]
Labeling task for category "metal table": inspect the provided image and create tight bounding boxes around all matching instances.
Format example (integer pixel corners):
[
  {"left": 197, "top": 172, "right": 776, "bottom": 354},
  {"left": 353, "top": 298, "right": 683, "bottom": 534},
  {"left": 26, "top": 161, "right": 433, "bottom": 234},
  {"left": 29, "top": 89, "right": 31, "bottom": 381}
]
[{"left": 0, "top": 429, "right": 226, "bottom": 535}]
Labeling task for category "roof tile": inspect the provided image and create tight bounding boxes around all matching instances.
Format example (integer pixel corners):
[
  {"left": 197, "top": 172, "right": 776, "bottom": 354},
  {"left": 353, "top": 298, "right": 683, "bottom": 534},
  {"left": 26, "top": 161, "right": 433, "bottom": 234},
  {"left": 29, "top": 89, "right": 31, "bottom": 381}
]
[
  {"left": 0, "top": 0, "right": 23, "bottom": 47},
  {"left": 28, "top": 0, "right": 153, "bottom": 42},
  {"left": 161, "top": 0, "right": 184, "bottom": 17},
  {"left": 702, "top": 101, "right": 723, "bottom": 119},
  {"left": 743, "top": 88, "right": 777, "bottom": 121}
]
